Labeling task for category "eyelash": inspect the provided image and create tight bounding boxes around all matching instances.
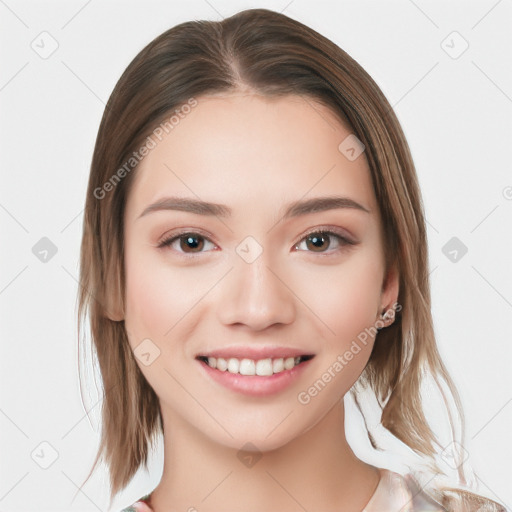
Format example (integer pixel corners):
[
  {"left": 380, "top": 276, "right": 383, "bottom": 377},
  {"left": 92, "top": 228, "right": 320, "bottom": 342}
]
[{"left": 157, "top": 227, "right": 357, "bottom": 258}]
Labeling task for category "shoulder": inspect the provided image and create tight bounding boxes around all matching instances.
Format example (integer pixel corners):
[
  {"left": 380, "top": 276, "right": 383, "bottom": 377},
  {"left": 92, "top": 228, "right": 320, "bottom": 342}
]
[
  {"left": 365, "top": 468, "right": 509, "bottom": 512},
  {"left": 120, "top": 493, "right": 153, "bottom": 512},
  {"left": 427, "top": 485, "right": 509, "bottom": 512},
  {"left": 364, "top": 468, "right": 445, "bottom": 511}
]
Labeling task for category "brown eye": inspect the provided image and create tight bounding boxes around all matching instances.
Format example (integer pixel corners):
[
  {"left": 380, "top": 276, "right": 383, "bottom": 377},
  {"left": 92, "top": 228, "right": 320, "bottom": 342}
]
[
  {"left": 158, "top": 232, "right": 215, "bottom": 254},
  {"left": 294, "top": 230, "right": 355, "bottom": 254},
  {"left": 179, "top": 234, "right": 204, "bottom": 252},
  {"left": 305, "top": 233, "right": 330, "bottom": 252}
]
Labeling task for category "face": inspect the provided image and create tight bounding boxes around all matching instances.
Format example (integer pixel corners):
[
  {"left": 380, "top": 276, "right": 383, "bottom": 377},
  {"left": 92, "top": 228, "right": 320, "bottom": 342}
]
[{"left": 121, "top": 92, "right": 398, "bottom": 451}]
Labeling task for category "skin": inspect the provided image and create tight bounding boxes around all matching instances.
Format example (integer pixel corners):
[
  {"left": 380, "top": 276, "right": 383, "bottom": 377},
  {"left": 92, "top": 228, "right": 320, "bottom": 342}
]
[{"left": 119, "top": 92, "right": 399, "bottom": 512}]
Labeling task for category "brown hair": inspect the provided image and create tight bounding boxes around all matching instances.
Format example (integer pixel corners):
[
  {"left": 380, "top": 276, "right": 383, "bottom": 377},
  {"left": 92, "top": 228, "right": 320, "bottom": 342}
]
[{"left": 77, "top": 8, "right": 505, "bottom": 511}]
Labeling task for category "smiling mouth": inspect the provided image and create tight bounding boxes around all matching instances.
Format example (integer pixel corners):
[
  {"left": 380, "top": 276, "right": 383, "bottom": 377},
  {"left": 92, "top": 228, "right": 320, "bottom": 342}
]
[{"left": 196, "top": 355, "right": 315, "bottom": 376}]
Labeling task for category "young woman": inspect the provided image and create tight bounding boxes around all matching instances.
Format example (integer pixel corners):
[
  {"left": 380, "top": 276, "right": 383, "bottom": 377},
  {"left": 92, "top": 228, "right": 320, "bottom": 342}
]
[{"left": 77, "top": 8, "right": 508, "bottom": 512}]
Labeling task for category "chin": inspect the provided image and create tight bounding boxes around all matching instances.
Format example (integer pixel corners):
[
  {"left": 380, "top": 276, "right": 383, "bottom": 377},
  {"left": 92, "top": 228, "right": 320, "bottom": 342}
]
[{"left": 208, "top": 428, "right": 299, "bottom": 453}]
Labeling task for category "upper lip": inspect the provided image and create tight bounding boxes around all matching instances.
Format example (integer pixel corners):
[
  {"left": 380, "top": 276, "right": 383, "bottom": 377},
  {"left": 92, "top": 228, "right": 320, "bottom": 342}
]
[{"left": 196, "top": 346, "right": 315, "bottom": 360}]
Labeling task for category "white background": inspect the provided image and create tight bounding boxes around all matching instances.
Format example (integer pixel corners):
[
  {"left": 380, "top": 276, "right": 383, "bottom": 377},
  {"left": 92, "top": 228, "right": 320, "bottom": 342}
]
[{"left": 0, "top": 1, "right": 511, "bottom": 510}]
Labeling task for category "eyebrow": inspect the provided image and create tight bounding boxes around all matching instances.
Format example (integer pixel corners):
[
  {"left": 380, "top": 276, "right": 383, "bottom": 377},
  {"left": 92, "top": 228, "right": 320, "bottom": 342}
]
[{"left": 137, "top": 195, "right": 371, "bottom": 220}]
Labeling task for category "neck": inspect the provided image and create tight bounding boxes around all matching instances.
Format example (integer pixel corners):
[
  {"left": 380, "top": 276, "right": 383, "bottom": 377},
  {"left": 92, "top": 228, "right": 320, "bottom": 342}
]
[{"left": 149, "top": 401, "right": 380, "bottom": 512}]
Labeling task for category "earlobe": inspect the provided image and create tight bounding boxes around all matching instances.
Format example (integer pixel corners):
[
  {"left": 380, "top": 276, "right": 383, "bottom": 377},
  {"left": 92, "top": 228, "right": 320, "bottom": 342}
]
[
  {"left": 378, "top": 264, "right": 400, "bottom": 326},
  {"left": 105, "top": 305, "right": 124, "bottom": 322},
  {"left": 102, "top": 280, "right": 125, "bottom": 321},
  {"left": 104, "top": 296, "right": 124, "bottom": 321},
  {"left": 382, "top": 263, "right": 400, "bottom": 304}
]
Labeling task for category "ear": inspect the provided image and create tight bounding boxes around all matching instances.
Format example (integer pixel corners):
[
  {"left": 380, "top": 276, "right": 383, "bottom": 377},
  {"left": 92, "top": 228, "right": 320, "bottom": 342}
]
[
  {"left": 378, "top": 262, "right": 400, "bottom": 318},
  {"left": 104, "top": 302, "right": 124, "bottom": 322},
  {"left": 103, "top": 272, "right": 125, "bottom": 322}
]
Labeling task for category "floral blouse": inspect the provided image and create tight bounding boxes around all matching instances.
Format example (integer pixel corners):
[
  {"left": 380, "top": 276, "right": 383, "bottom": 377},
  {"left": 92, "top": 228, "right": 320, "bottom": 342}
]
[{"left": 120, "top": 467, "right": 506, "bottom": 511}]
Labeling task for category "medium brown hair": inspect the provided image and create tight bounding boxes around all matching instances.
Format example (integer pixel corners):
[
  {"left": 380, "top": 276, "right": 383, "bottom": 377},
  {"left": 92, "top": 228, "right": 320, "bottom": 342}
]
[{"left": 77, "top": 8, "right": 505, "bottom": 511}]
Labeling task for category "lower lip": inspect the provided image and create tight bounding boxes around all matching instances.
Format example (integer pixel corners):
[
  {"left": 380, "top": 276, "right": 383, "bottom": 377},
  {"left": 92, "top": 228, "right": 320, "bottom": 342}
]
[{"left": 197, "top": 358, "right": 314, "bottom": 397}]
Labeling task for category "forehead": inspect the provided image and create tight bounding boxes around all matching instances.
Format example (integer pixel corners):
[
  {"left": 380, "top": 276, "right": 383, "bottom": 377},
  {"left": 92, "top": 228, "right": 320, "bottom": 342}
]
[{"left": 125, "top": 93, "right": 376, "bottom": 220}]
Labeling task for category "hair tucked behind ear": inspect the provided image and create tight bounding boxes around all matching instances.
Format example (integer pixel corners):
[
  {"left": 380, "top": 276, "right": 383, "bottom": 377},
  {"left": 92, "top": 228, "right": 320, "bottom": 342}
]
[{"left": 77, "top": 8, "right": 506, "bottom": 510}]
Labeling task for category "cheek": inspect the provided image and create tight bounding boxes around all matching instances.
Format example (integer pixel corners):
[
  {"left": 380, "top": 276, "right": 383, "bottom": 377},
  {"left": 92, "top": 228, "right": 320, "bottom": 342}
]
[
  {"left": 123, "top": 247, "right": 220, "bottom": 354},
  {"left": 124, "top": 249, "right": 184, "bottom": 344},
  {"left": 295, "top": 251, "right": 383, "bottom": 343}
]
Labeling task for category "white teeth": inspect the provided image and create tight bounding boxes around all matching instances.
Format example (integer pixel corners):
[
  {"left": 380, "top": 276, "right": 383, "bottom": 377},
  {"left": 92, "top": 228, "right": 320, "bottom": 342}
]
[
  {"left": 255, "top": 358, "right": 273, "bottom": 376},
  {"left": 272, "top": 358, "right": 284, "bottom": 373},
  {"left": 216, "top": 357, "right": 227, "bottom": 371},
  {"left": 202, "top": 355, "right": 306, "bottom": 375},
  {"left": 284, "top": 357, "right": 295, "bottom": 370},
  {"left": 227, "top": 358, "right": 240, "bottom": 373},
  {"left": 239, "top": 358, "right": 256, "bottom": 376}
]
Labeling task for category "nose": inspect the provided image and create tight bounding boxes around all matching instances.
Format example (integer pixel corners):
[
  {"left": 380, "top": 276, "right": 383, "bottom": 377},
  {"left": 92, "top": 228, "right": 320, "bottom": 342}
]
[{"left": 217, "top": 251, "right": 296, "bottom": 331}]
